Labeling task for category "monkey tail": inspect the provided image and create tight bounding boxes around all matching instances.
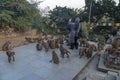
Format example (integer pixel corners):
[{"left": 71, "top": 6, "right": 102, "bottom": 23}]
[{"left": 68, "top": 51, "right": 71, "bottom": 54}]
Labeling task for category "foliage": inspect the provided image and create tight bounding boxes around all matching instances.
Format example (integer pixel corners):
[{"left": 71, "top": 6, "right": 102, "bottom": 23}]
[
  {"left": 81, "top": 22, "right": 89, "bottom": 38},
  {"left": 0, "top": 0, "right": 119, "bottom": 35},
  {"left": 49, "top": 6, "right": 77, "bottom": 34},
  {"left": 115, "top": 3, "right": 120, "bottom": 22},
  {"left": 0, "top": 10, "right": 15, "bottom": 28},
  {"left": 32, "top": 16, "right": 58, "bottom": 34},
  {"left": 79, "top": 0, "right": 118, "bottom": 39},
  {"left": 83, "top": 0, "right": 116, "bottom": 22},
  {"left": 0, "top": 0, "right": 42, "bottom": 32}
]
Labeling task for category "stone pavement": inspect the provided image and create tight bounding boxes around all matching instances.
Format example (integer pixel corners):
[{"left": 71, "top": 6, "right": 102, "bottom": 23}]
[{"left": 0, "top": 43, "right": 89, "bottom": 80}]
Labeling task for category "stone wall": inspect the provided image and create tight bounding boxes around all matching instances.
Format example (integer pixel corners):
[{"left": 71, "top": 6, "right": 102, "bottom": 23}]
[{"left": 0, "top": 29, "right": 40, "bottom": 50}]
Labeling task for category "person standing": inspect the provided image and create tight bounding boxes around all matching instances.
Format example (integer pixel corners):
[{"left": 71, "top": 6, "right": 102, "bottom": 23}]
[
  {"left": 74, "top": 17, "right": 82, "bottom": 49},
  {"left": 112, "top": 27, "right": 117, "bottom": 37},
  {"left": 67, "top": 18, "right": 82, "bottom": 49},
  {"left": 67, "top": 19, "right": 76, "bottom": 49}
]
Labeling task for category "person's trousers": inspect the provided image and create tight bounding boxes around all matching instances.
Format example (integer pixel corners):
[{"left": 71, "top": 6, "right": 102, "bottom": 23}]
[
  {"left": 69, "top": 37, "right": 79, "bottom": 50},
  {"left": 70, "top": 43, "right": 74, "bottom": 49},
  {"left": 74, "top": 36, "right": 79, "bottom": 49}
]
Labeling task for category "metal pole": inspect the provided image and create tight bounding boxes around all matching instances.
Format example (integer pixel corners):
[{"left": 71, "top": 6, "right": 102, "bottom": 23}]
[{"left": 88, "top": 0, "right": 93, "bottom": 23}]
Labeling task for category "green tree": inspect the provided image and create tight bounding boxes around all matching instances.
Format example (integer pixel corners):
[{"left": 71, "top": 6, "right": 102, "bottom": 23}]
[
  {"left": 115, "top": 3, "right": 120, "bottom": 22},
  {"left": 0, "top": 0, "right": 42, "bottom": 32},
  {"left": 49, "top": 6, "right": 77, "bottom": 34},
  {"left": 82, "top": 0, "right": 116, "bottom": 22},
  {"left": 0, "top": 10, "right": 15, "bottom": 28}
]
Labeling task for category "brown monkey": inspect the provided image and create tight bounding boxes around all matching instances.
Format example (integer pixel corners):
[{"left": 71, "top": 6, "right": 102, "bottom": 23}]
[
  {"left": 36, "top": 42, "right": 42, "bottom": 51},
  {"left": 51, "top": 50, "right": 60, "bottom": 64},
  {"left": 49, "top": 39, "right": 56, "bottom": 49},
  {"left": 105, "top": 46, "right": 113, "bottom": 54},
  {"left": 86, "top": 48, "right": 93, "bottom": 59},
  {"left": 43, "top": 40, "right": 49, "bottom": 52},
  {"left": 65, "top": 38, "right": 70, "bottom": 46},
  {"left": 25, "top": 37, "right": 33, "bottom": 43},
  {"left": 58, "top": 35, "right": 64, "bottom": 44},
  {"left": 79, "top": 47, "right": 87, "bottom": 58},
  {"left": 79, "top": 38, "right": 88, "bottom": 47},
  {"left": 89, "top": 44, "right": 97, "bottom": 51},
  {"left": 6, "top": 50, "right": 15, "bottom": 63},
  {"left": 59, "top": 44, "right": 71, "bottom": 58},
  {"left": 97, "top": 41, "right": 105, "bottom": 51},
  {"left": 2, "top": 41, "right": 11, "bottom": 51},
  {"left": 55, "top": 39, "right": 59, "bottom": 48}
]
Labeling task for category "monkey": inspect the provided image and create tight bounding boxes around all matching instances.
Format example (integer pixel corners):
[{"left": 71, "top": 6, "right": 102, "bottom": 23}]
[
  {"left": 6, "top": 50, "right": 15, "bottom": 63},
  {"left": 79, "top": 38, "right": 88, "bottom": 47},
  {"left": 59, "top": 39, "right": 64, "bottom": 44},
  {"left": 112, "top": 38, "right": 120, "bottom": 48},
  {"left": 36, "top": 42, "right": 42, "bottom": 51},
  {"left": 105, "top": 46, "right": 113, "bottom": 54},
  {"left": 25, "top": 37, "right": 38, "bottom": 43},
  {"left": 2, "top": 41, "right": 11, "bottom": 51},
  {"left": 25, "top": 37, "right": 32, "bottom": 43},
  {"left": 65, "top": 38, "right": 70, "bottom": 46},
  {"left": 97, "top": 41, "right": 105, "bottom": 51},
  {"left": 43, "top": 40, "right": 49, "bottom": 52},
  {"left": 50, "top": 50, "right": 60, "bottom": 64},
  {"left": 58, "top": 35, "right": 64, "bottom": 44},
  {"left": 89, "top": 44, "right": 97, "bottom": 51},
  {"left": 49, "top": 39, "right": 56, "bottom": 49},
  {"left": 55, "top": 39, "right": 59, "bottom": 48},
  {"left": 59, "top": 44, "right": 71, "bottom": 58},
  {"left": 86, "top": 47, "right": 93, "bottom": 59},
  {"left": 79, "top": 47, "right": 87, "bottom": 58}
]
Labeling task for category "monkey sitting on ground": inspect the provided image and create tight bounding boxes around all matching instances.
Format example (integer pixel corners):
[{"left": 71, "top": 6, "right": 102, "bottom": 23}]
[
  {"left": 89, "top": 44, "right": 97, "bottom": 51},
  {"left": 59, "top": 44, "right": 71, "bottom": 58},
  {"left": 86, "top": 47, "right": 93, "bottom": 59},
  {"left": 2, "top": 41, "right": 11, "bottom": 51},
  {"left": 105, "top": 46, "right": 113, "bottom": 54},
  {"left": 65, "top": 38, "right": 70, "bottom": 46},
  {"left": 79, "top": 38, "right": 88, "bottom": 47},
  {"left": 6, "top": 50, "right": 15, "bottom": 63},
  {"left": 79, "top": 47, "right": 87, "bottom": 58},
  {"left": 49, "top": 39, "right": 56, "bottom": 49},
  {"left": 97, "top": 41, "right": 105, "bottom": 51},
  {"left": 55, "top": 39, "right": 59, "bottom": 48},
  {"left": 58, "top": 35, "right": 64, "bottom": 44},
  {"left": 25, "top": 37, "right": 34, "bottom": 43},
  {"left": 43, "top": 40, "right": 49, "bottom": 52},
  {"left": 36, "top": 42, "right": 42, "bottom": 51},
  {"left": 50, "top": 50, "right": 60, "bottom": 64}
]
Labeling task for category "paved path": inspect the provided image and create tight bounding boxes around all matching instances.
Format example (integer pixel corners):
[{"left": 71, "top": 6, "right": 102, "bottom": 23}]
[
  {"left": 0, "top": 43, "right": 89, "bottom": 80},
  {"left": 77, "top": 55, "right": 106, "bottom": 80}
]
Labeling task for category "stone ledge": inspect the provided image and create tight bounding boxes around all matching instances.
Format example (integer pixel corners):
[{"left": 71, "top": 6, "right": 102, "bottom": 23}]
[{"left": 72, "top": 53, "right": 97, "bottom": 80}]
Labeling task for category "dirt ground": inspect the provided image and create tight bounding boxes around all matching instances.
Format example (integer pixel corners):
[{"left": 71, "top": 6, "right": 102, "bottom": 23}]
[{"left": 0, "top": 30, "right": 41, "bottom": 50}]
